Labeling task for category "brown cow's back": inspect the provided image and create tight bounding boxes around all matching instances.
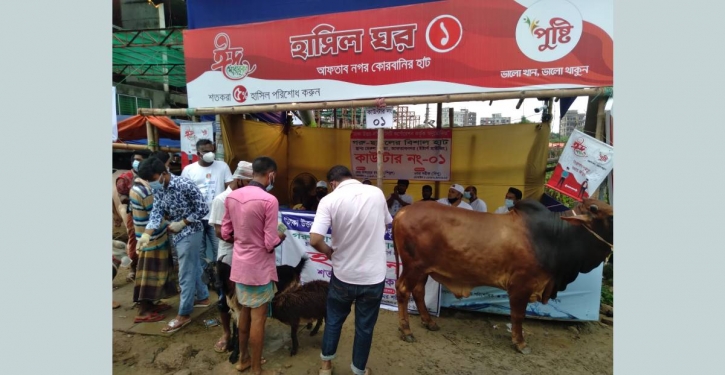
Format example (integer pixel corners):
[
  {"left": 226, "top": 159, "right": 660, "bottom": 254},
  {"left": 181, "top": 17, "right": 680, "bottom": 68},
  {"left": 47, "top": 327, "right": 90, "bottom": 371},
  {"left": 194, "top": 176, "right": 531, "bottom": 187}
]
[{"left": 393, "top": 202, "right": 543, "bottom": 295}]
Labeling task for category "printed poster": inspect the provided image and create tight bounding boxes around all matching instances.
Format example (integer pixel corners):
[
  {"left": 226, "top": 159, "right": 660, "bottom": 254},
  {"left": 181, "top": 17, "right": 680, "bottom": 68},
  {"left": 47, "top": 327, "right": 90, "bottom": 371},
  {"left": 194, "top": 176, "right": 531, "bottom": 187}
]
[
  {"left": 605, "top": 98, "right": 614, "bottom": 205},
  {"left": 546, "top": 129, "right": 614, "bottom": 201},
  {"left": 350, "top": 128, "right": 452, "bottom": 181},
  {"left": 276, "top": 211, "right": 442, "bottom": 316},
  {"left": 179, "top": 121, "right": 214, "bottom": 168}
]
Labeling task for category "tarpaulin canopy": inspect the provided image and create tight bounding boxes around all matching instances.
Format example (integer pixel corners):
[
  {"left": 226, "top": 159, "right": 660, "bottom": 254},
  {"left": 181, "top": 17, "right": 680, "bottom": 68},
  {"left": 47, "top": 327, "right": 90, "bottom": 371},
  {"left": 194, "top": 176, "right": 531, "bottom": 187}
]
[
  {"left": 112, "top": 28, "right": 186, "bottom": 87},
  {"left": 116, "top": 115, "right": 180, "bottom": 141}
]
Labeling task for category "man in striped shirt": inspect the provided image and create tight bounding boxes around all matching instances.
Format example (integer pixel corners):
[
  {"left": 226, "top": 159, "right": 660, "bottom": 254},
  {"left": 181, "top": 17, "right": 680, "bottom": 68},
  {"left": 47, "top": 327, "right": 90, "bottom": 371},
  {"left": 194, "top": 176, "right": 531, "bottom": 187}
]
[
  {"left": 129, "top": 158, "right": 176, "bottom": 323},
  {"left": 138, "top": 157, "right": 210, "bottom": 334}
]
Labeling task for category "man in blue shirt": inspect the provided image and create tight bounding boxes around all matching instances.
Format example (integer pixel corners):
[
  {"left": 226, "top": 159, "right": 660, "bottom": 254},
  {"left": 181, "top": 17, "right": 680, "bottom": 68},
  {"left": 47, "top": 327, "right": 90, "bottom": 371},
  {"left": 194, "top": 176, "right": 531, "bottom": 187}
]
[{"left": 137, "top": 157, "right": 211, "bottom": 334}]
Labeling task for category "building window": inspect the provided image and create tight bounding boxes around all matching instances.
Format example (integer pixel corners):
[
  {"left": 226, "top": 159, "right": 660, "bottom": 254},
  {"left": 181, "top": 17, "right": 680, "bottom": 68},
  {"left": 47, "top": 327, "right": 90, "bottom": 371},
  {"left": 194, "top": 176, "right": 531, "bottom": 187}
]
[{"left": 117, "top": 94, "right": 153, "bottom": 116}]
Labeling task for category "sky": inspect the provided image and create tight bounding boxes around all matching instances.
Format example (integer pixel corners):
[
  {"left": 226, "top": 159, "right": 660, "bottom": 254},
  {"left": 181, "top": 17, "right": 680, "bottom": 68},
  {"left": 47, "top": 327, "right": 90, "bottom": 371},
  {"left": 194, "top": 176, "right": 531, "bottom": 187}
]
[{"left": 405, "top": 96, "right": 590, "bottom": 133}]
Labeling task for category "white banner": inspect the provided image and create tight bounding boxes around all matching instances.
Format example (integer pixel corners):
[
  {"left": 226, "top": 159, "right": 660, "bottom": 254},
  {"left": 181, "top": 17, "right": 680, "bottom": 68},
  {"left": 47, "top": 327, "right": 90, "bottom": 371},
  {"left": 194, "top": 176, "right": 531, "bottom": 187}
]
[
  {"left": 546, "top": 129, "right": 614, "bottom": 201},
  {"left": 440, "top": 264, "right": 604, "bottom": 321},
  {"left": 605, "top": 98, "right": 614, "bottom": 206},
  {"left": 112, "top": 87, "right": 118, "bottom": 142},
  {"left": 179, "top": 122, "right": 215, "bottom": 157},
  {"left": 276, "top": 210, "right": 441, "bottom": 316},
  {"left": 365, "top": 107, "right": 394, "bottom": 129},
  {"left": 350, "top": 128, "right": 453, "bottom": 181}
]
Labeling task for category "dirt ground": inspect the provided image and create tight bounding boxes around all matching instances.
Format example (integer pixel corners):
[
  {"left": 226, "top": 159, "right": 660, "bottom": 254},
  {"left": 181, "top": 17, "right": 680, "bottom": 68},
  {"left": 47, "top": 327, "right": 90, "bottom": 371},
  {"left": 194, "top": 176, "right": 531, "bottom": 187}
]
[{"left": 112, "top": 268, "right": 612, "bottom": 375}]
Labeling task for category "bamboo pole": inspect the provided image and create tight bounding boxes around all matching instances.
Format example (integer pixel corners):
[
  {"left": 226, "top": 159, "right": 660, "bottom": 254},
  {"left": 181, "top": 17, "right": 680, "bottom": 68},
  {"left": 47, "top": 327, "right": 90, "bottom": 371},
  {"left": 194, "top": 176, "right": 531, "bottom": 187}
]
[
  {"left": 113, "top": 143, "right": 181, "bottom": 153},
  {"left": 145, "top": 120, "right": 155, "bottom": 151},
  {"left": 151, "top": 125, "right": 160, "bottom": 151},
  {"left": 448, "top": 108, "right": 454, "bottom": 128},
  {"left": 377, "top": 128, "right": 384, "bottom": 189},
  {"left": 591, "top": 98, "right": 608, "bottom": 199},
  {"left": 138, "top": 87, "right": 610, "bottom": 116},
  {"left": 435, "top": 103, "right": 443, "bottom": 200}
]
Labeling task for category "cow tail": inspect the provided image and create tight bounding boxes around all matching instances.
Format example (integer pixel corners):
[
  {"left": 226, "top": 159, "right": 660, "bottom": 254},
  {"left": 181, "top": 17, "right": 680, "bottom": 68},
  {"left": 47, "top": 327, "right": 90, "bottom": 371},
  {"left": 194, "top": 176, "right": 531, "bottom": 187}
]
[{"left": 392, "top": 218, "right": 401, "bottom": 280}]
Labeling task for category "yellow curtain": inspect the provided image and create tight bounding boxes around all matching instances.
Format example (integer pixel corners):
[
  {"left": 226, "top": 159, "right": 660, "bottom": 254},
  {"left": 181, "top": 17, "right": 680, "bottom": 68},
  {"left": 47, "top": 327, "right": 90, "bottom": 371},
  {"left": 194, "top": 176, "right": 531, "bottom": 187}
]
[
  {"left": 221, "top": 116, "right": 550, "bottom": 211},
  {"left": 220, "top": 115, "right": 290, "bottom": 205}
]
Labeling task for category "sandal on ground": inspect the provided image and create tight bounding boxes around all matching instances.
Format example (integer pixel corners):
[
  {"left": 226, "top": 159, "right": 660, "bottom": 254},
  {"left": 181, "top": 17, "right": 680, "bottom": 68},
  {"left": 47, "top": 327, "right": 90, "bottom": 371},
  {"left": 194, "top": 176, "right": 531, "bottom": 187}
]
[
  {"left": 161, "top": 318, "right": 191, "bottom": 333},
  {"left": 235, "top": 357, "right": 267, "bottom": 372},
  {"left": 214, "top": 337, "right": 229, "bottom": 353},
  {"left": 134, "top": 312, "right": 165, "bottom": 323},
  {"left": 319, "top": 365, "right": 332, "bottom": 375}
]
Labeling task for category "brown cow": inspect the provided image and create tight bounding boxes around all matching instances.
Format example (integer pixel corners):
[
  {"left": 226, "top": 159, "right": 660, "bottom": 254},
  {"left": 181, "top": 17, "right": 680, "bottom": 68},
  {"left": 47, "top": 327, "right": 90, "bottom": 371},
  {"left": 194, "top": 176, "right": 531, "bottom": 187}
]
[{"left": 392, "top": 198, "right": 613, "bottom": 354}]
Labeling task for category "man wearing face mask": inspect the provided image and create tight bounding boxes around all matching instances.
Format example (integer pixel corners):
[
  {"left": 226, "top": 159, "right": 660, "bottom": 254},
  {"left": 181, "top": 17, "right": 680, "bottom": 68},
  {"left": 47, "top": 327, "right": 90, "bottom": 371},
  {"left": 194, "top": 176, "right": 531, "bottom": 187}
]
[
  {"left": 221, "top": 156, "right": 286, "bottom": 374},
  {"left": 138, "top": 157, "right": 211, "bottom": 334},
  {"left": 464, "top": 186, "right": 488, "bottom": 212},
  {"left": 494, "top": 187, "right": 523, "bottom": 214},
  {"left": 181, "top": 139, "right": 233, "bottom": 265},
  {"left": 115, "top": 149, "right": 151, "bottom": 282},
  {"left": 208, "top": 160, "right": 253, "bottom": 353},
  {"left": 437, "top": 184, "right": 473, "bottom": 210}
]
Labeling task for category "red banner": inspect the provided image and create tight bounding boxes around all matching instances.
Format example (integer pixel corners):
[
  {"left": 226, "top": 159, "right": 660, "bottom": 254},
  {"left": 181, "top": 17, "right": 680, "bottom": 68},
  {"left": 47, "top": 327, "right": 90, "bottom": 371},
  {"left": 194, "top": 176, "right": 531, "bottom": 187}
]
[{"left": 183, "top": 0, "right": 613, "bottom": 107}]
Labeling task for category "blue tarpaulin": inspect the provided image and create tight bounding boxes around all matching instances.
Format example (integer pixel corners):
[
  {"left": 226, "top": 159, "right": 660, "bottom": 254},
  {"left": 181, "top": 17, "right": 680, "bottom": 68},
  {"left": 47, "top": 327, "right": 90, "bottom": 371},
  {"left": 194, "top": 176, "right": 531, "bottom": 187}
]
[{"left": 186, "top": 0, "right": 439, "bottom": 29}]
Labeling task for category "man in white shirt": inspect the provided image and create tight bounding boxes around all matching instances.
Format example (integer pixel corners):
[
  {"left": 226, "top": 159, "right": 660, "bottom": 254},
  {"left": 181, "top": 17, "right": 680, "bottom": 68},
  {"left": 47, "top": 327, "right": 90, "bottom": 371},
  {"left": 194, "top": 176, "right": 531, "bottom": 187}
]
[
  {"left": 464, "top": 185, "right": 488, "bottom": 212},
  {"left": 437, "top": 184, "right": 473, "bottom": 210},
  {"left": 494, "top": 187, "right": 523, "bottom": 214},
  {"left": 310, "top": 165, "right": 392, "bottom": 375},
  {"left": 208, "top": 160, "right": 253, "bottom": 354},
  {"left": 181, "top": 139, "right": 233, "bottom": 263},
  {"left": 387, "top": 179, "right": 413, "bottom": 217}
]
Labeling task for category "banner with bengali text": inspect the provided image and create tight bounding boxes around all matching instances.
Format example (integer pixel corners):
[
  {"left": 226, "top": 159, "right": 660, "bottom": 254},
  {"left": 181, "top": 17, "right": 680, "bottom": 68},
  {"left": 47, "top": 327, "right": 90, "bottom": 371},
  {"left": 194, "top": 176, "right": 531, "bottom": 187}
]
[
  {"left": 183, "top": 0, "right": 613, "bottom": 107},
  {"left": 276, "top": 210, "right": 442, "bottom": 316},
  {"left": 350, "top": 128, "right": 452, "bottom": 181},
  {"left": 545, "top": 129, "right": 613, "bottom": 201}
]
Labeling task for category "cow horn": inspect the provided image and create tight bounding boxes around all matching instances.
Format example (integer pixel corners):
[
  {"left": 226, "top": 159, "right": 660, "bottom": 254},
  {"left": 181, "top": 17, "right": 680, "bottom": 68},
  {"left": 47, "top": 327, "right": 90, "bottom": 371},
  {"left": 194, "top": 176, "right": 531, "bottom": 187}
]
[{"left": 589, "top": 205, "right": 599, "bottom": 213}]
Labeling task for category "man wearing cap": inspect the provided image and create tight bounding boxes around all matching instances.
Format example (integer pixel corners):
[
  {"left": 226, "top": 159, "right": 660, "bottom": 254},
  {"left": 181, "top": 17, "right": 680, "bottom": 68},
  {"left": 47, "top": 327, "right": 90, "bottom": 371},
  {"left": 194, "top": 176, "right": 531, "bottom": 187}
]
[
  {"left": 181, "top": 138, "right": 234, "bottom": 264},
  {"left": 437, "top": 184, "right": 473, "bottom": 210},
  {"left": 464, "top": 186, "right": 488, "bottom": 212},
  {"left": 387, "top": 179, "right": 413, "bottom": 216},
  {"left": 494, "top": 187, "right": 523, "bottom": 213},
  {"left": 209, "top": 161, "right": 253, "bottom": 353},
  {"left": 308, "top": 181, "right": 329, "bottom": 212}
]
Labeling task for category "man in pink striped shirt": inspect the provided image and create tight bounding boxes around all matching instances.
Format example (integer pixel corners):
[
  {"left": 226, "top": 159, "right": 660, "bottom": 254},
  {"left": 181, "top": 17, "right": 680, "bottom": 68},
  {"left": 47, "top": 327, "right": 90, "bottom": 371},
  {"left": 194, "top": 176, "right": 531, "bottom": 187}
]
[{"left": 221, "top": 156, "right": 285, "bottom": 375}]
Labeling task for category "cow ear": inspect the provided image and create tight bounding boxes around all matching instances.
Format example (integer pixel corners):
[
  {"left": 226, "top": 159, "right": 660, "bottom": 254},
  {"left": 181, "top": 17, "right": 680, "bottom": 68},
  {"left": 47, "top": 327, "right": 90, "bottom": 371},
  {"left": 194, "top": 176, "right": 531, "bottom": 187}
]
[{"left": 561, "top": 215, "right": 590, "bottom": 226}]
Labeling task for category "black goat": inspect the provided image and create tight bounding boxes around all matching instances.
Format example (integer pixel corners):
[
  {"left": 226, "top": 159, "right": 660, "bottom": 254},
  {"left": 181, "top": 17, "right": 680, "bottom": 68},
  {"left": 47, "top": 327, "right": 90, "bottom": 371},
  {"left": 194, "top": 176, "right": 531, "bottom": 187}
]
[
  {"left": 219, "top": 257, "right": 308, "bottom": 364},
  {"left": 270, "top": 280, "right": 329, "bottom": 356}
]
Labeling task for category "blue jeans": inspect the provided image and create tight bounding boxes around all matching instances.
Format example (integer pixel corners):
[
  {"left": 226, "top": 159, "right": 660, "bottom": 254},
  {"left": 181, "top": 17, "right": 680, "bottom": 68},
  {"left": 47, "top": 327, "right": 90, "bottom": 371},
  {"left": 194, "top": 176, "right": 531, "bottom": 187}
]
[
  {"left": 176, "top": 230, "right": 210, "bottom": 316},
  {"left": 321, "top": 273, "right": 384, "bottom": 375},
  {"left": 200, "top": 220, "right": 218, "bottom": 268}
]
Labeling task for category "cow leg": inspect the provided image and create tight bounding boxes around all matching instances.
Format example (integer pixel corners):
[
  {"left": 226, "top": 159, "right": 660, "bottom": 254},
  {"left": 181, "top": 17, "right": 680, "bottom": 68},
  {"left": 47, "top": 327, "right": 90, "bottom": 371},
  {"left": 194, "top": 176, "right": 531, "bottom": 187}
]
[
  {"left": 412, "top": 276, "right": 439, "bottom": 331},
  {"left": 396, "top": 269, "right": 416, "bottom": 343},
  {"left": 310, "top": 318, "right": 323, "bottom": 336},
  {"left": 508, "top": 291, "right": 532, "bottom": 354}
]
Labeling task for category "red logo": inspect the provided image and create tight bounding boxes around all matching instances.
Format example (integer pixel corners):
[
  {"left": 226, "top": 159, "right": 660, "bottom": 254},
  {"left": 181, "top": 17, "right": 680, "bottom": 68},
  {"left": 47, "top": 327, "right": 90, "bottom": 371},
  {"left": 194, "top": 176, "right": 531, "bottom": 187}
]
[
  {"left": 425, "top": 15, "right": 463, "bottom": 53},
  {"left": 598, "top": 152, "right": 610, "bottom": 163},
  {"left": 211, "top": 33, "right": 257, "bottom": 80},
  {"left": 232, "top": 85, "right": 248, "bottom": 103},
  {"left": 184, "top": 130, "right": 195, "bottom": 139},
  {"left": 571, "top": 138, "right": 587, "bottom": 157}
]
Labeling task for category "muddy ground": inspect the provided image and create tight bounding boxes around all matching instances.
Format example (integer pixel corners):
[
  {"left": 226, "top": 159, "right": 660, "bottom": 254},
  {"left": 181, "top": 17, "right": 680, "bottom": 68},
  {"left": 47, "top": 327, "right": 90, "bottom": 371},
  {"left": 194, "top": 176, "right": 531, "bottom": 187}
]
[{"left": 112, "top": 269, "right": 612, "bottom": 375}]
